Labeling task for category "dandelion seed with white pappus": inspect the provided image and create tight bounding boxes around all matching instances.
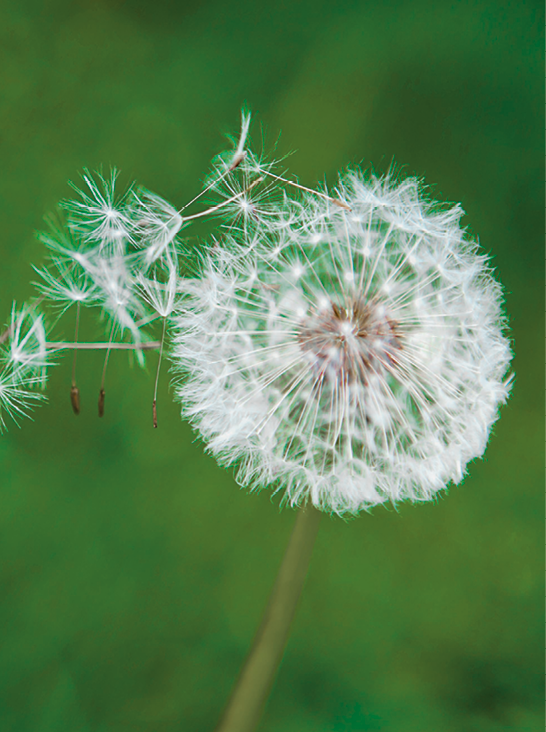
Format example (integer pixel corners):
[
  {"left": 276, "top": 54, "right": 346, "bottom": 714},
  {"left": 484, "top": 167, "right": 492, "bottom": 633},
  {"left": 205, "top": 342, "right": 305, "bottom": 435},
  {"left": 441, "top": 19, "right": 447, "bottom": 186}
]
[
  {"left": 137, "top": 250, "right": 182, "bottom": 427},
  {"left": 5, "top": 303, "right": 49, "bottom": 379},
  {"left": 172, "top": 170, "right": 512, "bottom": 516},
  {"left": 62, "top": 169, "right": 137, "bottom": 252},
  {"left": 33, "top": 259, "right": 98, "bottom": 310},
  {"left": 0, "top": 304, "right": 53, "bottom": 430},
  {"left": 131, "top": 188, "right": 184, "bottom": 266}
]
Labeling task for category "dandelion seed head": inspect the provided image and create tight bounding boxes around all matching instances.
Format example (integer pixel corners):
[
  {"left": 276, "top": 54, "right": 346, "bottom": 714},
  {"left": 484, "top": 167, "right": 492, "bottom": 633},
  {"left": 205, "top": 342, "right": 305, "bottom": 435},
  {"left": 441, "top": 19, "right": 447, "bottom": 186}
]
[{"left": 172, "top": 170, "right": 511, "bottom": 515}]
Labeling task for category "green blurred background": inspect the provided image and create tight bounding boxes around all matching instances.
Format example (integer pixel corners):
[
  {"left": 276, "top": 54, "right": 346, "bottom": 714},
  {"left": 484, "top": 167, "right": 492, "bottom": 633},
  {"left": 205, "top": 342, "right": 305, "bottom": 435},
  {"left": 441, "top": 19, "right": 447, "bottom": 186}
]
[{"left": 0, "top": 0, "right": 542, "bottom": 730}]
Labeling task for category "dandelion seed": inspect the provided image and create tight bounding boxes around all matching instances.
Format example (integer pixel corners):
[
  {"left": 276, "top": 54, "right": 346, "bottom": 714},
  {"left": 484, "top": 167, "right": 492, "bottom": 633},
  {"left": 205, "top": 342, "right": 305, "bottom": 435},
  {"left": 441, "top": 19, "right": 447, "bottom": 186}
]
[
  {"left": 98, "top": 387, "right": 106, "bottom": 418},
  {"left": 171, "top": 171, "right": 512, "bottom": 515},
  {"left": 132, "top": 189, "right": 184, "bottom": 265},
  {"left": 70, "top": 302, "right": 81, "bottom": 415},
  {"left": 229, "top": 109, "right": 251, "bottom": 171},
  {"left": 70, "top": 384, "right": 81, "bottom": 415},
  {"left": 98, "top": 320, "right": 116, "bottom": 418},
  {"left": 34, "top": 259, "right": 97, "bottom": 308},
  {"left": 137, "top": 254, "right": 180, "bottom": 427},
  {"left": 63, "top": 169, "right": 136, "bottom": 252},
  {"left": 137, "top": 252, "right": 180, "bottom": 319},
  {"left": 6, "top": 304, "right": 49, "bottom": 380},
  {"left": 87, "top": 254, "right": 145, "bottom": 351},
  {"left": 0, "top": 304, "right": 51, "bottom": 429}
]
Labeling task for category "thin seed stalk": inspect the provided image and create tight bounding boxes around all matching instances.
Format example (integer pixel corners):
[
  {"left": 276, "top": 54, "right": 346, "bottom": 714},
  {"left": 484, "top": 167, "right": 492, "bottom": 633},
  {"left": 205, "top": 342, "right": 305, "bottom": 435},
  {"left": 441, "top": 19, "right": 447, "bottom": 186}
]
[
  {"left": 98, "top": 320, "right": 116, "bottom": 418},
  {"left": 71, "top": 301, "right": 80, "bottom": 387},
  {"left": 46, "top": 341, "right": 161, "bottom": 350},
  {"left": 214, "top": 504, "right": 321, "bottom": 732},
  {"left": 152, "top": 317, "right": 167, "bottom": 428},
  {"left": 70, "top": 302, "right": 81, "bottom": 415}
]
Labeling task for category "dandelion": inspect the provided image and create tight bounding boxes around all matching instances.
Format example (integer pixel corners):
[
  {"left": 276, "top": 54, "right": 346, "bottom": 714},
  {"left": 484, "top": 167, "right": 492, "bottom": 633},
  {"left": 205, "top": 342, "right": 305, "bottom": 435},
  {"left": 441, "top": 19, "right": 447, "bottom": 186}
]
[
  {"left": 172, "top": 170, "right": 512, "bottom": 516},
  {"left": 0, "top": 111, "right": 516, "bottom": 732}
]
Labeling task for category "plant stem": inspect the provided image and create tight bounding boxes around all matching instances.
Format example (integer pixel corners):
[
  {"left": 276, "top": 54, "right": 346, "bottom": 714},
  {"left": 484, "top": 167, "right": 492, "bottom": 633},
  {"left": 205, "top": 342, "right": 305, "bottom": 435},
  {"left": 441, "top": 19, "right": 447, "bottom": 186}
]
[
  {"left": 71, "top": 302, "right": 80, "bottom": 387},
  {"left": 258, "top": 169, "right": 351, "bottom": 210},
  {"left": 183, "top": 177, "right": 263, "bottom": 222},
  {"left": 214, "top": 503, "right": 322, "bottom": 732},
  {"left": 152, "top": 317, "right": 167, "bottom": 428},
  {"left": 46, "top": 341, "right": 161, "bottom": 350}
]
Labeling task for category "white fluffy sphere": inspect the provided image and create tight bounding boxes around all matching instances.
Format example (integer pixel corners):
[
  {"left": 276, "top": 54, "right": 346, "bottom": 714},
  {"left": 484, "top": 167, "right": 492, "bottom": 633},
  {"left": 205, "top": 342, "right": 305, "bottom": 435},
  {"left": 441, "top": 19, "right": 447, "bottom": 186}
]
[{"left": 171, "top": 172, "right": 512, "bottom": 515}]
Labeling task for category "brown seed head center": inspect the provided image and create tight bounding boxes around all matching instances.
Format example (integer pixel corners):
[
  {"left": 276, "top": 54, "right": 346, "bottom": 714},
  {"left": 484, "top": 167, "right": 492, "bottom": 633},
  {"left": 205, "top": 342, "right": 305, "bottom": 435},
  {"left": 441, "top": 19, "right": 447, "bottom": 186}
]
[{"left": 297, "top": 297, "right": 400, "bottom": 383}]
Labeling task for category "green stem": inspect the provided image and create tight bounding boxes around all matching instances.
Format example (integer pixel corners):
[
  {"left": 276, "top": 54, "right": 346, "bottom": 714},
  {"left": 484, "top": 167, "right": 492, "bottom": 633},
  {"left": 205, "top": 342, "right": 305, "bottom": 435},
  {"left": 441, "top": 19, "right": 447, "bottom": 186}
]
[{"left": 214, "top": 503, "right": 322, "bottom": 732}]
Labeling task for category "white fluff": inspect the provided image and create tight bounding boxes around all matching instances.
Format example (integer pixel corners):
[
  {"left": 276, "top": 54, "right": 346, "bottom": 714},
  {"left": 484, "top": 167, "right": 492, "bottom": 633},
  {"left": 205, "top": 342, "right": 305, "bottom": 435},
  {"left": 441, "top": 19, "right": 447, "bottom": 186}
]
[{"left": 171, "top": 171, "right": 512, "bottom": 515}]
